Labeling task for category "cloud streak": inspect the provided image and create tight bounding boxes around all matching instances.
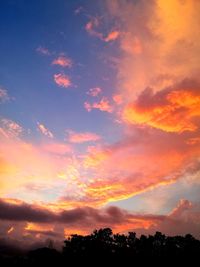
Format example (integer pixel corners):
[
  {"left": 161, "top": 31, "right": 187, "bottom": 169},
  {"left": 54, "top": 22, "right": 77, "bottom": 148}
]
[
  {"left": 37, "top": 123, "right": 54, "bottom": 138},
  {"left": 67, "top": 130, "right": 101, "bottom": 144}
]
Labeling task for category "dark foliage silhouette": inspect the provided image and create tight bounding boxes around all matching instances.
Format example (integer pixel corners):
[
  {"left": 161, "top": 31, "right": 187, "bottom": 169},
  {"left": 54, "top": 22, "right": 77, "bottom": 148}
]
[{"left": 0, "top": 228, "right": 200, "bottom": 266}]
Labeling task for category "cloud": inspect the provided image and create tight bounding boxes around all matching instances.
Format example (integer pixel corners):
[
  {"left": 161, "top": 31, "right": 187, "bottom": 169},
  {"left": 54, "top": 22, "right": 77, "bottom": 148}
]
[
  {"left": 0, "top": 118, "right": 23, "bottom": 139},
  {"left": 75, "top": 124, "right": 200, "bottom": 206},
  {"left": 0, "top": 199, "right": 56, "bottom": 223},
  {"left": 67, "top": 130, "right": 101, "bottom": 144},
  {"left": 104, "top": 30, "right": 120, "bottom": 42},
  {"left": 106, "top": 0, "right": 200, "bottom": 99},
  {"left": 113, "top": 94, "right": 123, "bottom": 105},
  {"left": 76, "top": 0, "right": 200, "bottom": 207},
  {"left": 52, "top": 56, "right": 72, "bottom": 68},
  {"left": 74, "top": 6, "right": 83, "bottom": 15},
  {"left": 87, "top": 87, "right": 102, "bottom": 97},
  {"left": 0, "top": 88, "right": 10, "bottom": 102},
  {"left": 37, "top": 123, "right": 54, "bottom": 138},
  {"left": 41, "top": 143, "right": 71, "bottom": 155},
  {"left": 85, "top": 17, "right": 103, "bottom": 39},
  {"left": 0, "top": 136, "right": 83, "bottom": 202},
  {"left": 84, "top": 97, "right": 113, "bottom": 113},
  {"left": 54, "top": 73, "right": 71, "bottom": 88},
  {"left": 36, "top": 46, "right": 50, "bottom": 56},
  {"left": 123, "top": 81, "right": 200, "bottom": 133},
  {"left": 0, "top": 198, "right": 200, "bottom": 240},
  {"left": 146, "top": 199, "right": 200, "bottom": 237},
  {"left": 85, "top": 17, "right": 119, "bottom": 42}
]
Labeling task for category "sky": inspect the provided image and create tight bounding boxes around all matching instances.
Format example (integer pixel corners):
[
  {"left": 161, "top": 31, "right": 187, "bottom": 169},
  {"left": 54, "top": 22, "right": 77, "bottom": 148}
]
[{"left": 0, "top": 0, "right": 200, "bottom": 248}]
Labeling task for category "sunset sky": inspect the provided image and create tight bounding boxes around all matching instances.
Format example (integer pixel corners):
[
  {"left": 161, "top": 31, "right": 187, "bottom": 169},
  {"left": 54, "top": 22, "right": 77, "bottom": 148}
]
[{"left": 1, "top": 0, "right": 200, "bottom": 248}]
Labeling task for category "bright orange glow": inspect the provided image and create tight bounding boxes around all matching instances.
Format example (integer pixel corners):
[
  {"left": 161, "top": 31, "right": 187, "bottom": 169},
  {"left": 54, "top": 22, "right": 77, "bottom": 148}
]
[
  {"left": 7, "top": 226, "right": 14, "bottom": 234},
  {"left": 104, "top": 30, "right": 120, "bottom": 42},
  {"left": 123, "top": 89, "right": 200, "bottom": 132}
]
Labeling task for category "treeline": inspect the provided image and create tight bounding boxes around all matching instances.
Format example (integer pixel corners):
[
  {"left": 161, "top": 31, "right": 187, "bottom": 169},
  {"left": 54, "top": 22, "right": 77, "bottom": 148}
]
[{"left": 1, "top": 228, "right": 200, "bottom": 266}]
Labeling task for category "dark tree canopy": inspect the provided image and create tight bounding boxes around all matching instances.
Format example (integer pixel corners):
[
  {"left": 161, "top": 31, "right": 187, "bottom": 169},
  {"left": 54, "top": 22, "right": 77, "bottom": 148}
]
[{"left": 0, "top": 228, "right": 200, "bottom": 266}]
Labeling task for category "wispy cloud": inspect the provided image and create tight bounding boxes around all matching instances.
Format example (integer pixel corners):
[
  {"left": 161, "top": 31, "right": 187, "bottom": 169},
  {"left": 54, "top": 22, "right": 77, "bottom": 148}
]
[
  {"left": 54, "top": 73, "right": 71, "bottom": 88},
  {"left": 87, "top": 87, "right": 102, "bottom": 97},
  {"left": 37, "top": 122, "right": 54, "bottom": 138},
  {"left": 0, "top": 118, "right": 23, "bottom": 139},
  {"left": 84, "top": 97, "right": 113, "bottom": 113},
  {"left": 85, "top": 17, "right": 103, "bottom": 39},
  {"left": 85, "top": 17, "right": 119, "bottom": 42},
  {"left": 67, "top": 130, "right": 101, "bottom": 144},
  {"left": 41, "top": 143, "right": 71, "bottom": 155},
  {"left": 52, "top": 56, "right": 72, "bottom": 68},
  {"left": 74, "top": 6, "right": 83, "bottom": 15},
  {"left": 36, "top": 46, "right": 51, "bottom": 56},
  {"left": 0, "top": 88, "right": 10, "bottom": 103}
]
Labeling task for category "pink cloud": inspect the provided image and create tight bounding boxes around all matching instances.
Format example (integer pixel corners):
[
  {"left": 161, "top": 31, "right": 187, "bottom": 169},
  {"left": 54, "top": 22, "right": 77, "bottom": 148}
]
[
  {"left": 37, "top": 123, "right": 54, "bottom": 138},
  {"left": 0, "top": 88, "right": 10, "bottom": 102},
  {"left": 52, "top": 56, "right": 72, "bottom": 68},
  {"left": 36, "top": 46, "right": 50, "bottom": 56},
  {"left": 84, "top": 97, "right": 113, "bottom": 113},
  {"left": 67, "top": 130, "right": 101, "bottom": 144},
  {"left": 85, "top": 17, "right": 103, "bottom": 39},
  {"left": 0, "top": 118, "right": 23, "bottom": 139},
  {"left": 54, "top": 73, "right": 71, "bottom": 88},
  {"left": 41, "top": 143, "right": 71, "bottom": 155},
  {"left": 113, "top": 94, "right": 123, "bottom": 105},
  {"left": 84, "top": 102, "right": 92, "bottom": 112},
  {"left": 87, "top": 87, "right": 102, "bottom": 97}
]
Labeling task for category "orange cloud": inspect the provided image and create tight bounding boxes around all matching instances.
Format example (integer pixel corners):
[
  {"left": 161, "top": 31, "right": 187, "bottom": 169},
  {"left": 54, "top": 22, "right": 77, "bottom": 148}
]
[
  {"left": 123, "top": 86, "right": 200, "bottom": 133},
  {"left": 107, "top": 0, "right": 200, "bottom": 101},
  {"left": 85, "top": 17, "right": 119, "bottom": 43},
  {"left": 67, "top": 130, "right": 101, "bottom": 144},
  {"left": 37, "top": 122, "right": 54, "bottom": 138},
  {"left": 84, "top": 97, "right": 113, "bottom": 113},
  {"left": 121, "top": 34, "right": 142, "bottom": 55},
  {"left": 104, "top": 30, "right": 120, "bottom": 42},
  {"left": 73, "top": 123, "right": 200, "bottom": 206},
  {"left": 54, "top": 73, "right": 71, "bottom": 88},
  {"left": 7, "top": 226, "right": 14, "bottom": 234},
  {"left": 87, "top": 87, "right": 102, "bottom": 97},
  {"left": 0, "top": 136, "right": 83, "bottom": 202},
  {"left": 52, "top": 56, "right": 72, "bottom": 68}
]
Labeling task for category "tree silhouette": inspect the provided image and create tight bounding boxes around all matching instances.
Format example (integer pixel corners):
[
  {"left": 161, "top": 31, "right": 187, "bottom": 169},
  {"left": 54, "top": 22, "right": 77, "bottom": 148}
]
[{"left": 0, "top": 228, "right": 200, "bottom": 266}]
